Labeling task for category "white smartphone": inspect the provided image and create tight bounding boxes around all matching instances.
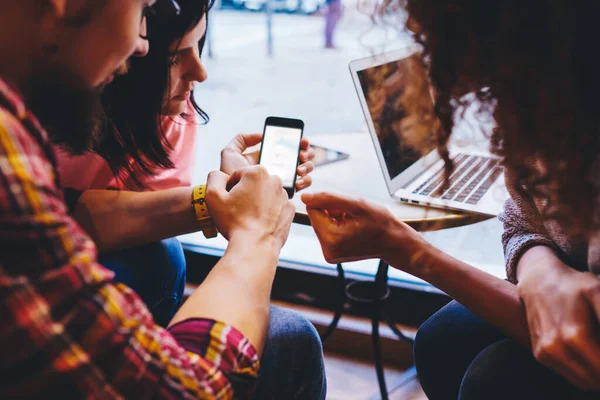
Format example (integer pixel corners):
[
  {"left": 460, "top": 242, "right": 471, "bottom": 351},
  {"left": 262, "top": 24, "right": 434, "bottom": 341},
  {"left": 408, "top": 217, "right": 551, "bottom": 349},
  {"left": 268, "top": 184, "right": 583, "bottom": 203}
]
[{"left": 258, "top": 116, "right": 305, "bottom": 198}]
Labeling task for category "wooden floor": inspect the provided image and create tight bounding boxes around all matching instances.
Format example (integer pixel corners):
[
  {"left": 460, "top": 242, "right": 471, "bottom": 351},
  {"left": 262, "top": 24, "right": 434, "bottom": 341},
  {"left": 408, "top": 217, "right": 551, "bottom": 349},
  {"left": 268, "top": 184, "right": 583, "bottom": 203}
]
[{"left": 324, "top": 352, "right": 427, "bottom": 400}]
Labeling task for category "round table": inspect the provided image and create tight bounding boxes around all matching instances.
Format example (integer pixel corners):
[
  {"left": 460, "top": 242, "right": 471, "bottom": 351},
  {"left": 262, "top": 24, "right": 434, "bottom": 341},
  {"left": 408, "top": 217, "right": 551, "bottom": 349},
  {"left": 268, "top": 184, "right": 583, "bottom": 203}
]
[{"left": 293, "top": 132, "right": 491, "bottom": 400}]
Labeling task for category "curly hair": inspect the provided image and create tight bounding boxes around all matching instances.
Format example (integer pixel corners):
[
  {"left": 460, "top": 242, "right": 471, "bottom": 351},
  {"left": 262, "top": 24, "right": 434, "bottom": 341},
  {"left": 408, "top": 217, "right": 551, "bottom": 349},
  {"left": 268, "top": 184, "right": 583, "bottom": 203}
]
[{"left": 396, "top": 0, "right": 600, "bottom": 237}]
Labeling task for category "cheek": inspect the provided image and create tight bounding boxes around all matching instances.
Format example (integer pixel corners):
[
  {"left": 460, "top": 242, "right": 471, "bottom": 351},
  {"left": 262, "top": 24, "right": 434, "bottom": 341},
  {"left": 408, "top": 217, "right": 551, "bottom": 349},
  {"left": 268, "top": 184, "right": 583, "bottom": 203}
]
[
  {"left": 167, "top": 67, "right": 180, "bottom": 97},
  {"left": 168, "top": 65, "right": 189, "bottom": 100},
  {"left": 87, "top": 9, "right": 142, "bottom": 86}
]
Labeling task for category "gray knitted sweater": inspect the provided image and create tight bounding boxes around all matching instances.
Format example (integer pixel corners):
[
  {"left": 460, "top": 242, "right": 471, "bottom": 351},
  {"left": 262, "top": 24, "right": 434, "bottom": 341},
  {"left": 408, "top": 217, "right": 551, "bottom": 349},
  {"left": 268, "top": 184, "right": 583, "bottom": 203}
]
[{"left": 498, "top": 169, "right": 600, "bottom": 283}]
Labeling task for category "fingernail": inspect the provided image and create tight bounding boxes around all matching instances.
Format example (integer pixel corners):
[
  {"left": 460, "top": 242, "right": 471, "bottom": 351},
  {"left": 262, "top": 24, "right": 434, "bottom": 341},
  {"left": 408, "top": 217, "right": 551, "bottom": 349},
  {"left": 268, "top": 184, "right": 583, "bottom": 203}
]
[
  {"left": 301, "top": 192, "right": 313, "bottom": 203},
  {"left": 298, "top": 166, "right": 307, "bottom": 174}
]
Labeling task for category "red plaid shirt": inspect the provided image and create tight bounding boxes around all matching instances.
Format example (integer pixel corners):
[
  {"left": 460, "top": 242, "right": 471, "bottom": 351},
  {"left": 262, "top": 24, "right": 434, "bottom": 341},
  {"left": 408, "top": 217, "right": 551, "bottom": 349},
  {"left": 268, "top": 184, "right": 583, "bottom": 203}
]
[{"left": 0, "top": 78, "right": 259, "bottom": 399}]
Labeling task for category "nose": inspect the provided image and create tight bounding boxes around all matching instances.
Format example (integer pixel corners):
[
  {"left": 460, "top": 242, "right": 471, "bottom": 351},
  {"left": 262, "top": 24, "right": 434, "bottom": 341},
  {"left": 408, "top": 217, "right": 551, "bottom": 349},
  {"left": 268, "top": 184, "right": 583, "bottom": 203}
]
[
  {"left": 184, "top": 57, "right": 208, "bottom": 83},
  {"left": 133, "top": 18, "right": 150, "bottom": 57}
]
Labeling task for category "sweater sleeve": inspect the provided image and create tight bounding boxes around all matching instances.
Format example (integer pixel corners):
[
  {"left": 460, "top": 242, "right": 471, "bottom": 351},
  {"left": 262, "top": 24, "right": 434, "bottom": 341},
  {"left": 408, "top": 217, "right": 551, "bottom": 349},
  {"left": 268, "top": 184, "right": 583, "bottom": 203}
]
[{"left": 498, "top": 171, "right": 561, "bottom": 283}]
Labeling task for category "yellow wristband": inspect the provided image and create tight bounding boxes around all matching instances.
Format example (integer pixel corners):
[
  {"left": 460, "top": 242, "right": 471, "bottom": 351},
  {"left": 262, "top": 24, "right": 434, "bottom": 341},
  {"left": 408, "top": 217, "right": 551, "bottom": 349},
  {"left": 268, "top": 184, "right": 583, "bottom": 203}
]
[{"left": 192, "top": 184, "right": 218, "bottom": 238}]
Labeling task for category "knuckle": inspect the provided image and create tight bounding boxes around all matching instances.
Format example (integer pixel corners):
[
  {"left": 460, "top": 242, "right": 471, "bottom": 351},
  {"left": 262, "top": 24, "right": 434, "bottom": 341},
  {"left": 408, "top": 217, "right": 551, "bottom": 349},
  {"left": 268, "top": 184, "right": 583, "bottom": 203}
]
[
  {"left": 243, "top": 165, "right": 259, "bottom": 179},
  {"left": 255, "top": 165, "right": 269, "bottom": 177},
  {"left": 561, "top": 326, "right": 585, "bottom": 348},
  {"left": 206, "top": 170, "right": 219, "bottom": 185},
  {"left": 532, "top": 346, "right": 547, "bottom": 363},
  {"left": 272, "top": 175, "right": 283, "bottom": 187},
  {"left": 286, "top": 202, "right": 296, "bottom": 215},
  {"left": 534, "top": 336, "right": 559, "bottom": 363},
  {"left": 220, "top": 146, "right": 236, "bottom": 159},
  {"left": 582, "top": 281, "right": 600, "bottom": 297},
  {"left": 323, "top": 250, "right": 336, "bottom": 264}
]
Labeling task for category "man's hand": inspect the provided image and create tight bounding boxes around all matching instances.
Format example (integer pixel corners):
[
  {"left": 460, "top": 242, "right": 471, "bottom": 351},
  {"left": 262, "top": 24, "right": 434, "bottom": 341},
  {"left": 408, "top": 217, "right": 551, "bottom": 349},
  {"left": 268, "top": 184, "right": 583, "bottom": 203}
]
[
  {"left": 205, "top": 166, "right": 295, "bottom": 247},
  {"left": 518, "top": 247, "right": 600, "bottom": 391},
  {"left": 220, "top": 133, "right": 315, "bottom": 191}
]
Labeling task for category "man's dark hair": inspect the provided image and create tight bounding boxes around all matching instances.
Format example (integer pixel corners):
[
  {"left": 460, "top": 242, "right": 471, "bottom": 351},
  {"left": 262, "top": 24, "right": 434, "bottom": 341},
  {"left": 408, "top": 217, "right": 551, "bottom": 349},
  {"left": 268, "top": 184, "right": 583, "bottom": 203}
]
[{"left": 95, "top": 0, "right": 214, "bottom": 189}]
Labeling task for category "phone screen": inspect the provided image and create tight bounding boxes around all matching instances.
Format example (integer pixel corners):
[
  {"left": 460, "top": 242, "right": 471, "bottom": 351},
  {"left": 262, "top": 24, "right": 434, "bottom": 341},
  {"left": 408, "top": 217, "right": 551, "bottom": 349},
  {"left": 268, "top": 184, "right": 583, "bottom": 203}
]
[{"left": 260, "top": 124, "right": 303, "bottom": 189}]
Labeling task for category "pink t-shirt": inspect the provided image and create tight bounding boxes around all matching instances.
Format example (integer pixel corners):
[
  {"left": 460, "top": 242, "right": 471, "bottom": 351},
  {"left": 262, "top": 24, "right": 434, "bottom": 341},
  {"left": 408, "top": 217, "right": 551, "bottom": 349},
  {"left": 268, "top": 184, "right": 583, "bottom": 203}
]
[{"left": 55, "top": 110, "right": 197, "bottom": 192}]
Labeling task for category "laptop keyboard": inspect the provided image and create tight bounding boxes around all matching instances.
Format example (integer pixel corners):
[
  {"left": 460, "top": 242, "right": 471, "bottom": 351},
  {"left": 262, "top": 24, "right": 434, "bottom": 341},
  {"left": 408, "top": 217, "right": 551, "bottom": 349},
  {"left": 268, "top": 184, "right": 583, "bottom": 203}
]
[{"left": 412, "top": 154, "right": 502, "bottom": 205}]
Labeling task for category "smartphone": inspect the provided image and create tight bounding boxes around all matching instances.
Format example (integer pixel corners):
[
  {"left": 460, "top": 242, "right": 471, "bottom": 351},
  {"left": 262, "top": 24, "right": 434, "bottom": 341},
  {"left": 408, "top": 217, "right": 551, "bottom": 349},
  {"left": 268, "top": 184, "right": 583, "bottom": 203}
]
[{"left": 258, "top": 116, "right": 304, "bottom": 198}]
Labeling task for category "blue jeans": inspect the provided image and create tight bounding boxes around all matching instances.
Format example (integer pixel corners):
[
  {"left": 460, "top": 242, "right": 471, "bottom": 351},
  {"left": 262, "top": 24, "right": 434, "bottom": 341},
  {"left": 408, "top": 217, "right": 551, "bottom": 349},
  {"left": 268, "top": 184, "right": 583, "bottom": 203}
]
[
  {"left": 99, "top": 237, "right": 186, "bottom": 327},
  {"left": 255, "top": 305, "right": 327, "bottom": 400},
  {"left": 99, "top": 239, "right": 326, "bottom": 399},
  {"left": 414, "top": 301, "right": 598, "bottom": 400}
]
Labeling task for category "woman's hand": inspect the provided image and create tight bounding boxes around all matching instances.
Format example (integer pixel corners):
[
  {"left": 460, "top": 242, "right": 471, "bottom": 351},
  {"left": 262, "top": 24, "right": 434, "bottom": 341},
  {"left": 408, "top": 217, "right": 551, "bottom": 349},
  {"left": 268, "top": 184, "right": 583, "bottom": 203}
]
[
  {"left": 302, "top": 191, "right": 427, "bottom": 269},
  {"left": 517, "top": 247, "right": 600, "bottom": 391},
  {"left": 220, "top": 133, "right": 314, "bottom": 191}
]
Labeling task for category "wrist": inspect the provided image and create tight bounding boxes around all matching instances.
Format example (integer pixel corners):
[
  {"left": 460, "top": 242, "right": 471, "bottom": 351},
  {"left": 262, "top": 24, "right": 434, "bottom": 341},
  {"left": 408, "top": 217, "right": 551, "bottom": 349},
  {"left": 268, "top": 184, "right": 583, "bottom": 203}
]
[
  {"left": 516, "top": 246, "right": 571, "bottom": 286},
  {"left": 226, "top": 232, "right": 281, "bottom": 267},
  {"left": 382, "top": 218, "right": 432, "bottom": 275},
  {"left": 191, "top": 185, "right": 217, "bottom": 238},
  {"left": 381, "top": 217, "right": 402, "bottom": 260}
]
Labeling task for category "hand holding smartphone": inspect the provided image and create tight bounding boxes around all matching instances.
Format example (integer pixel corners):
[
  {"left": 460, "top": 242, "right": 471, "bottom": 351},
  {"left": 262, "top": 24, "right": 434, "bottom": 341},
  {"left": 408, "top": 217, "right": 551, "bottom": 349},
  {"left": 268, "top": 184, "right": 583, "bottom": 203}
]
[{"left": 258, "top": 117, "right": 304, "bottom": 198}]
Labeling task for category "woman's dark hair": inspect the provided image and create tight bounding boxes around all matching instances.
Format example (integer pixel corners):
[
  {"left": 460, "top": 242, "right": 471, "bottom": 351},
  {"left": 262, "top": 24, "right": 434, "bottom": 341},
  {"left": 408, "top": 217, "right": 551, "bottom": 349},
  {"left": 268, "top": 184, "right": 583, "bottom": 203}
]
[
  {"left": 96, "top": 0, "right": 214, "bottom": 189},
  {"left": 397, "top": 0, "right": 600, "bottom": 237}
]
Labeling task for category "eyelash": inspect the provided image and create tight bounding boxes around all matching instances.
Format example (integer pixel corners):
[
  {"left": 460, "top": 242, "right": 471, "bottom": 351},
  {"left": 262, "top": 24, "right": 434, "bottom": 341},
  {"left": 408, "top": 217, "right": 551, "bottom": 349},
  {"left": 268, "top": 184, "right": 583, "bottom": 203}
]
[
  {"left": 142, "top": 6, "right": 155, "bottom": 21},
  {"left": 170, "top": 42, "right": 205, "bottom": 66}
]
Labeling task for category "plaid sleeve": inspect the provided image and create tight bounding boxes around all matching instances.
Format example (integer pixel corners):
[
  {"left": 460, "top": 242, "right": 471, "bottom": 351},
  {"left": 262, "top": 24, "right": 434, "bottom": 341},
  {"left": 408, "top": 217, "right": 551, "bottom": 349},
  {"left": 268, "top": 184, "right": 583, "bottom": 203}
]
[{"left": 0, "top": 107, "right": 259, "bottom": 399}]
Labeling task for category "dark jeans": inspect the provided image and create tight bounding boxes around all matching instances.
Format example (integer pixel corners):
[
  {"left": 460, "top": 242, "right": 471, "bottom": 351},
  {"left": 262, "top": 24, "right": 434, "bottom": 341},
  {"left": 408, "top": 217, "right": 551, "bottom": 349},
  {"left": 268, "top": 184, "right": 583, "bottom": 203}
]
[
  {"left": 414, "top": 301, "right": 598, "bottom": 400},
  {"left": 99, "top": 237, "right": 186, "bottom": 327},
  {"left": 99, "top": 238, "right": 326, "bottom": 400}
]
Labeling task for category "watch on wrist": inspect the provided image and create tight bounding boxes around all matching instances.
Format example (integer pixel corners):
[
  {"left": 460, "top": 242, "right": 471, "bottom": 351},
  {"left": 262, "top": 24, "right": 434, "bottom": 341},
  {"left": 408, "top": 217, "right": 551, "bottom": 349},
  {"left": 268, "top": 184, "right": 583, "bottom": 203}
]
[{"left": 192, "top": 184, "right": 218, "bottom": 238}]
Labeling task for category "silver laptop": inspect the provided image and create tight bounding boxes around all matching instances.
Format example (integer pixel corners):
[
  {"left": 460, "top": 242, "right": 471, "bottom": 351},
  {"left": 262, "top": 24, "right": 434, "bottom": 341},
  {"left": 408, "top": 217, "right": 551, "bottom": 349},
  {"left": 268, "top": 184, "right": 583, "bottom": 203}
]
[{"left": 349, "top": 46, "right": 508, "bottom": 216}]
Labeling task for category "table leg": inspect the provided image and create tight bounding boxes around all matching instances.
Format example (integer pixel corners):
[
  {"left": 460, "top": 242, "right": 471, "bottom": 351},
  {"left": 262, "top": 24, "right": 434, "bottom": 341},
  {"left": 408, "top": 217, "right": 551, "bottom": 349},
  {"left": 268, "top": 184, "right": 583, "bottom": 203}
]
[
  {"left": 372, "top": 288, "right": 389, "bottom": 400},
  {"left": 325, "top": 259, "right": 413, "bottom": 399},
  {"left": 383, "top": 309, "right": 415, "bottom": 344},
  {"left": 320, "top": 263, "right": 346, "bottom": 343},
  {"left": 373, "top": 259, "right": 390, "bottom": 400},
  {"left": 376, "top": 261, "right": 415, "bottom": 344}
]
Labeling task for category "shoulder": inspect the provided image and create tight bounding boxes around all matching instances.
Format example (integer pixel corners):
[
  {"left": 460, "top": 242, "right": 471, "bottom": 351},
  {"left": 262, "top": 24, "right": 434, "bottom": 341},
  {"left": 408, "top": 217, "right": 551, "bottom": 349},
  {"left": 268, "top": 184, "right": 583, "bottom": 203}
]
[{"left": 0, "top": 106, "right": 54, "bottom": 173}]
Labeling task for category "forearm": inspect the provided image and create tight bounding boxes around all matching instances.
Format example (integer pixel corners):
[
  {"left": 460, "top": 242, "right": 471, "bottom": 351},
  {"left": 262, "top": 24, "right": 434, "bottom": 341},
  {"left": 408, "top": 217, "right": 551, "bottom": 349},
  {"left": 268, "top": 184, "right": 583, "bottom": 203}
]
[
  {"left": 73, "top": 188, "right": 199, "bottom": 252},
  {"left": 169, "top": 235, "right": 281, "bottom": 355},
  {"left": 384, "top": 221, "right": 531, "bottom": 348}
]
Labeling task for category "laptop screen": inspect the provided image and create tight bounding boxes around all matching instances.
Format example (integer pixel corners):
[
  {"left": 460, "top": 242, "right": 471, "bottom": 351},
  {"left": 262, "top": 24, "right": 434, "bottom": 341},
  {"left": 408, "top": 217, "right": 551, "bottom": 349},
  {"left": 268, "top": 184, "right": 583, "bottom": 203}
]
[{"left": 356, "top": 52, "right": 438, "bottom": 181}]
